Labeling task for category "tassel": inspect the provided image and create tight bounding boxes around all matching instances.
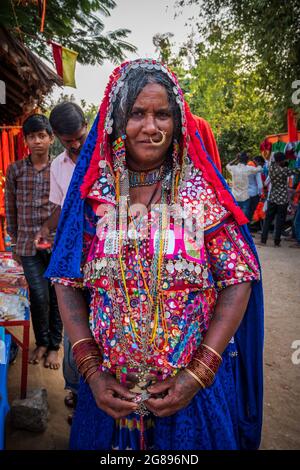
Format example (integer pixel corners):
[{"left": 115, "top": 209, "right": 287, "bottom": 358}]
[{"left": 140, "top": 416, "right": 145, "bottom": 450}]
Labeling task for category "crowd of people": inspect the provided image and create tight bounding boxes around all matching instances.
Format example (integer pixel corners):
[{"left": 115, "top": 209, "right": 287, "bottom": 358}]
[
  {"left": 226, "top": 151, "right": 300, "bottom": 248},
  {"left": 4, "top": 58, "right": 266, "bottom": 450}
]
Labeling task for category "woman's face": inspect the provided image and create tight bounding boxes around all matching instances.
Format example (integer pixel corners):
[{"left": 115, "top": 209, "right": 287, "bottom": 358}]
[{"left": 125, "top": 83, "right": 174, "bottom": 171}]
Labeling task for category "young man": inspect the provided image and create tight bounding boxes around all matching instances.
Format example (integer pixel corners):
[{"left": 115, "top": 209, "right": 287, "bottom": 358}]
[
  {"left": 35, "top": 102, "right": 88, "bottom": 421},
  {"left": 5, "top": 114, "right": 62, "bottom": 369},
  {"left": 226, "top": 152, "right": 262, "bottom": 219}
]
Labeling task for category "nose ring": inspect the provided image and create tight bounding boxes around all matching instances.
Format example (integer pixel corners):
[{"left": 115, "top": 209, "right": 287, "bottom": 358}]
[{"left": 149, "top": 130, "right": 167, "bottom": 146}]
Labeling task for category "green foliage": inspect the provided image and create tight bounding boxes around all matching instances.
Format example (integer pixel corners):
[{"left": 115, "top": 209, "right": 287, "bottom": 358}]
[
  {"left": 176, "top": 0, "right": 300, "bottom": 114},
  {"left": 153, "top": 33, "right": 175, "bottom": 64},
  {"left": 0, "top": 0, "right": 136, "bottom": 64},
  {"left": 156, "top": 31, "right": 282, "bottom": 163}
]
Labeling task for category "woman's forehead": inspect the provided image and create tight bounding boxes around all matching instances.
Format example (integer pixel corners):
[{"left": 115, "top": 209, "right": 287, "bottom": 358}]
[{"left": 132, "top": 83, "right": 170, "bottom": 107}]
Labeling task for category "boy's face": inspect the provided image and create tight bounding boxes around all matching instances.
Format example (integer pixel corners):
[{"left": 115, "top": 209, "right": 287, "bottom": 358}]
[
  {"left": 25, "top": 130, "right": 54, "bottom": 156},
  {"left": 56, "top": 125, "right": 87, "bottom": 158}
]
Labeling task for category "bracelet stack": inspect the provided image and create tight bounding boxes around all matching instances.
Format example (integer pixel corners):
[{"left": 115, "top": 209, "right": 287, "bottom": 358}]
[
  {"left": 185, "top": 343, "right": 222, "bottom": 389},
  {"left": 72, "top": 337, "right": 103, "bottom": 383}
]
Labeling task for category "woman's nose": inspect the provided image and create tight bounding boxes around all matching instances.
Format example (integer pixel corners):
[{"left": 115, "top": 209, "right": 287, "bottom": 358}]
[{"left": 143, "top": 114, "right": 157, "bottom": 134}]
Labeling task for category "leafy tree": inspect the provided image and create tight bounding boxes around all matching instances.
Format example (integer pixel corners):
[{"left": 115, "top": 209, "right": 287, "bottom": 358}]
[
  {"left": 176, "top": 0, "right": 300, "bottom": 114},
  {"left": 153, "top": 33, "right": 175, "bottom": 64},
  {"left": 155, "top": 32, "right": 282, "bottom": 163},
  {"left": 0, "top": 0, "right": 136, "bottom": 64}
]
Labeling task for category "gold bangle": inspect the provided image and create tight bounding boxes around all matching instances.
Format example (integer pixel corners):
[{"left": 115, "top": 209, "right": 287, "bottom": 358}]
[
  {"left": 72, "top": 337, "right": 94, "bottom": 350},
  {"left": 185, "top": 368, "right": 205, "bottom": 389},
  {"left": 202, "top": 343, "right": 222, "bottom": 360}
]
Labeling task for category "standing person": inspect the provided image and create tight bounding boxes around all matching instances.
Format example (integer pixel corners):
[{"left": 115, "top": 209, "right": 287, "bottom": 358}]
[
  {"left": 260, "top": 152, "right": 300, "bottom": 247},
  {"left": 247, "top": 157, "right": 264, "bottom": 227},
  {"left": 35, "top": 102, "right": 88, "bottom": 419},
  {"left": 35, "top": 102, "right": 87, "bottom": 243},
  {"left": 5, "top": 114, "right": 62, "bottom": 368},
  {"left": 226, "top": 152, "right": 262, "bottom": 219},
  {"left": 46, "top": 59, "right": 263, "bottom": 450}
]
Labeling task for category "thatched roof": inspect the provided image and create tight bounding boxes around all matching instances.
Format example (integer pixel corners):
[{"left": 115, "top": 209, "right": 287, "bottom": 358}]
[{"left": 0, "top": 27, "right": 62, "bottom": 124}]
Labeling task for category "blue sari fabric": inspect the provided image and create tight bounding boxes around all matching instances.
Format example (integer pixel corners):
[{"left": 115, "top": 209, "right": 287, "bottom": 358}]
[
  {"left": 70, "top": 342, "right": 240, "bottom": 450},
  {"left": 46, "top": 114, "right": 264, "bottom": 450}
]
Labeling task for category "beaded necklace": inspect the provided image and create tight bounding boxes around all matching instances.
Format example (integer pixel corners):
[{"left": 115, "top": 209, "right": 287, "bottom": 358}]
[
  {"left": 128, "top": 161, "right": 170, "bottom": 188},
  {"left": 106, "top": 173, "right": 170, "bottom": 389}
]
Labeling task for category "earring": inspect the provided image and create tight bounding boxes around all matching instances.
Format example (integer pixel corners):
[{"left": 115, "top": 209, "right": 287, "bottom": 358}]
[
  {"left": 112, "top": 135, "right": 129, "bottom": 211},
  {"left": 171, "top": 140, "right": 180, "bottom": 204},
  {"left": 112, "top": 134, "right": 127, "bottom": 173}
]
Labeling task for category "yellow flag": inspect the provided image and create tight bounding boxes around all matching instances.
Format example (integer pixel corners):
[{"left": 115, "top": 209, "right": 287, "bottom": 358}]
[{"left": 62, "top": 47, "right": 78, "bottom": 88}]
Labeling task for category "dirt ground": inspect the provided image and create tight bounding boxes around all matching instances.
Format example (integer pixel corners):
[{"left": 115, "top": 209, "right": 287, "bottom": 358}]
[{"left": 4, "top": 238, "right": 300, "bottom": 450}]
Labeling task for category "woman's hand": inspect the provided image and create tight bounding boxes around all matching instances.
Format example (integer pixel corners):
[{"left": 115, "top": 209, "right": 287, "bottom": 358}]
[
  {"left": 88, "top": 371, "right": 139, "bottom": 419},
  {"left": 145, "top": 370, "right": 201, "bottom": 418}
]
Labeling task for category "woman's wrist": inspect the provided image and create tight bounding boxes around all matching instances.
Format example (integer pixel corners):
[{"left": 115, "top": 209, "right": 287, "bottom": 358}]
[
  {"left": 72, "top": 337, "right": 103, "bottom": 383},
  {"left": 186, "top": 343, "right": 223, "bottom": 389}
]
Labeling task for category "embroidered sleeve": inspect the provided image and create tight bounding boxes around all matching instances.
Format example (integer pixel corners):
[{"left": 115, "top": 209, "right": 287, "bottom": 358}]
[
  {"left": 205, "top": 217, "right": 260, "bottom": 291},
  {"left": 200, "top": 178, "right": 230, "bottom": 232}
]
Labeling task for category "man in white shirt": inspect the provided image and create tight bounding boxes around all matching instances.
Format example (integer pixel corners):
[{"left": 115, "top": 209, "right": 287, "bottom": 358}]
[{"left": 226, "top": 152, "right": 262, "bottom": 218}]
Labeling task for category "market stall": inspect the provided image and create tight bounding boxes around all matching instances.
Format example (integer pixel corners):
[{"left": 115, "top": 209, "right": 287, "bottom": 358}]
[{"left": 0, "top": 252, "right": 30, "bottom": 400}]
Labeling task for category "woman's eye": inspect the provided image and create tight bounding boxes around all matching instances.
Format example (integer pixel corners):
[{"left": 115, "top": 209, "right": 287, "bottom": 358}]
[
  {"left": 130, "top": 111, "right": 143, "bottom": 118},
  {"left": 157, "top": 112, "right": 170, "bottom": 118}
]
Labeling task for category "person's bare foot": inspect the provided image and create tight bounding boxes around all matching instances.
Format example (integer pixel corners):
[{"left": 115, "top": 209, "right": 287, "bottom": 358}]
[
  {"left": 29, "top": 346, "right": 48, "bottom": 364},
  {"left": 44, "top": 350, "right": 60, "bottom": 369}
]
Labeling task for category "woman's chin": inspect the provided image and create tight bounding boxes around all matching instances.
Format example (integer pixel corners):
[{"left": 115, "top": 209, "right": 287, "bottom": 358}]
[{"left": 127, "top": 156, "right": 165, "bottom": 171}]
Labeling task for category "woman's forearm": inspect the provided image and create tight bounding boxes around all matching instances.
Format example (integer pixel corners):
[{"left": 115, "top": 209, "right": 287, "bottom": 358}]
[
  {"left": 54, "top": 284, "right": 92, "bottom": 344},
  {"left": 203, "top": 282, "right": 252, "bottom": 354}
]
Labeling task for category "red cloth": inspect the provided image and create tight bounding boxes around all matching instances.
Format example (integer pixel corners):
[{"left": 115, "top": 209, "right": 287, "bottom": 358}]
[
  {"left": 287, "top": 108, "right": 298, "bottom": 142},
  {"left": 0, "top": 171, "right": 4, "bottom": 217},
  {"left": 253, "top": 201, "right": 266, "bottom": 222},
  {"left": 8, "top": 129, "right": 15, "bottom": 163},
  {"left": 50, "top": 41, "right": 63, "bottom": 78},
  {"left": 293, "top": 182, "right": 300, "bottom": 205},
  {"left": 1, "top": 130, "right": 10, "bottom": 175},
  {"left": 259, "top": 138, "right": 272, "bottom": 153},
  {"left": 17, "top": 130, "right": 29, "bottom": 160},
  {"left": 192, "top": 115, "right": 222, "bottom": 173},
  {"left": 0, "top": 136, "right": 2, "bottom": 173}
]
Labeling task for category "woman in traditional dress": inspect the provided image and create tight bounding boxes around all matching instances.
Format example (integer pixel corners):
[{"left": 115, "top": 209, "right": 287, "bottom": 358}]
[{"left": 46, "top": 59, "right": 264, "bottom": 450}]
